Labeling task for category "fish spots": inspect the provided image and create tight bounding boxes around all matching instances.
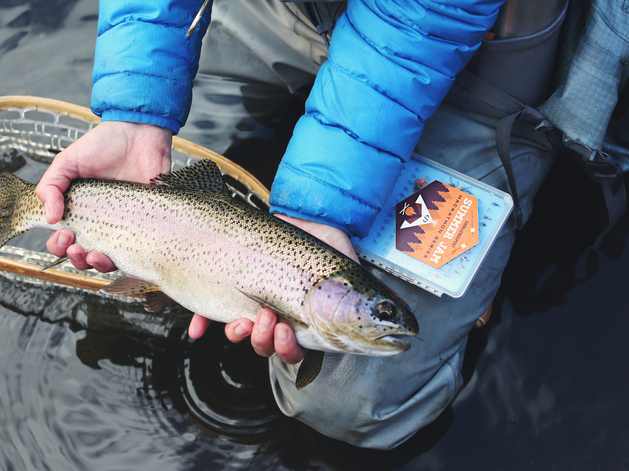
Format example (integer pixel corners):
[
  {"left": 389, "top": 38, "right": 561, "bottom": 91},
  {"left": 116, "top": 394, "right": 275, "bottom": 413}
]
[{"left": 3, "top": 169, "right": 418, "bottom": 349}]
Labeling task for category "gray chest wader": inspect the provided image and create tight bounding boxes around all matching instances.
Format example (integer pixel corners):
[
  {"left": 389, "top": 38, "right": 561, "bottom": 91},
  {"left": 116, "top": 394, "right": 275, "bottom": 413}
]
[
  {"left": 292, "top": 0, "right": 628, "bottom": 241},
  {"left": 452, "top": 0, "right": 628, "bottom": 241},
  {"left": 284, "top": 1, "right": 346, "bottom": 48}
]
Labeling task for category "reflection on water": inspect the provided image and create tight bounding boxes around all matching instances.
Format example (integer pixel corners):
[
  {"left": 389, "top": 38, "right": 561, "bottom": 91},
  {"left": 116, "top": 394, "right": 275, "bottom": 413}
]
[
  {"left": 0, "top": 149, "right": 26, "bottom": 172},
  {"left": 0, "top": 1, "right": 97, "bottom": 106},
  {"left": 444, "top": 158, "right": 629, "bottom": 471},
  {"left": 179, "top": 74, "right": 304, "bottom": 190},
  {"left": 1, "top": 315, "right": 234, "bottom": 470},
  {"left": 0, "top": 277, "right": 300, "bottom": 470},
  {"left": 0, "top": 0, "right": 628, "bottom": 470}
]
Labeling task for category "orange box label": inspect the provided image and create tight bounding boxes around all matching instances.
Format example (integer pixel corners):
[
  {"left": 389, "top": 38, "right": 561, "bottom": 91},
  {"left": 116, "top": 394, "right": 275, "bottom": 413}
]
[{"left": 395, "top": 181, "right": 479, "bottom": 268}]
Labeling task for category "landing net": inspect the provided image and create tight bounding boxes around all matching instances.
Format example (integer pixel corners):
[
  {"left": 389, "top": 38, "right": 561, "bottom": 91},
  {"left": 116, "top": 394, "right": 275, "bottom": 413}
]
[{"left": 0, "top": 96, "right": 270, "bottom": 296}]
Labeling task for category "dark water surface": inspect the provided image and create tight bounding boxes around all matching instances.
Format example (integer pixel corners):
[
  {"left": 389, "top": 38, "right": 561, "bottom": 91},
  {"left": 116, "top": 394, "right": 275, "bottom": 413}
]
[{"left": 0, "top": 1, "right": 628, "bottom": 470}]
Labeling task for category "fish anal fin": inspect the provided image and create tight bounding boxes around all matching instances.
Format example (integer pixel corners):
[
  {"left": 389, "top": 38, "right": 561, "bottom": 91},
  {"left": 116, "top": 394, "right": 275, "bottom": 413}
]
[
  {"left": 101, "top": 275, "right": 161, "bottom": 296},
  {"left": 41, "top": 256, "right": 68, "bottom": 271},
  {"left": 295, "top": 350, "right": 324, "bottom": 391},
  {"left": 150, "top": 159, "right": 230, "bottom": 195},
  {"left": 144, "top": 291, "right": 173, "bottom": 312}
]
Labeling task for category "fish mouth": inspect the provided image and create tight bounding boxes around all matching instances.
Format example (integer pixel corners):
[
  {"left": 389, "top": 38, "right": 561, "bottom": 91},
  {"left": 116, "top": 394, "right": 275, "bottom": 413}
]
[{"left": 375, "top": 333, "right": 413, "bottom": 351}]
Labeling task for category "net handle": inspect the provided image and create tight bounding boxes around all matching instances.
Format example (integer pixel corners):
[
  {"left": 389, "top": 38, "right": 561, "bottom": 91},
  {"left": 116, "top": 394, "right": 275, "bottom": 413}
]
[
  {"left": 0, "top": 95, "right": 101, "bottom": 124},
  {"left": 0, "top": 257, "right": 132, "bottom": 294}
]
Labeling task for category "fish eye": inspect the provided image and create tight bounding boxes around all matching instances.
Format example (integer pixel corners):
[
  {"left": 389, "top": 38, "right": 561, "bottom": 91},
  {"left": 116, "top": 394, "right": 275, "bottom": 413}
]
[{"left": 374, "top": 300, "right": 397, "bottom": 322}]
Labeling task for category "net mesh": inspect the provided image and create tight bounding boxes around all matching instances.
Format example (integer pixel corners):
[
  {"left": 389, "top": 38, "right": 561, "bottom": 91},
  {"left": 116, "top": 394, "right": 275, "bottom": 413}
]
[{"left": 0, "top": 97, "right": 270, "bottom": 297}]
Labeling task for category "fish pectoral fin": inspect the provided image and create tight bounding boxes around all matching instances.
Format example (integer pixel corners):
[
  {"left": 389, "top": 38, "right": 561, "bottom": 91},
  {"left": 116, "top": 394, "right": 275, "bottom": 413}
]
[
  {"left": 236, "top": 289, "right": 304, "bottom": 325},
  {"left": 40, "top": 256, "right": 69, "bottom": 271},
  {"left": 101, "top": 275, "right": 161, "bottom": 296},
  {"left": 295, "top": 350, "right": 324, "bottom": 391},
  {"left": 239, "top": 288, "right": 321, "bottom": 390},
  {"left": 144, "top": 291, "right": 173, "bottom": 313}
]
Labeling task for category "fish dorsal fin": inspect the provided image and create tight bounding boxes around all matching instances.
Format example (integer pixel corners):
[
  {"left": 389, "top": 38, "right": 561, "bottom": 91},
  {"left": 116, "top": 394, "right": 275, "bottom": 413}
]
[
  {"left": 101, "top": 275, "right": 161, "bottom": 295},
  {"left": 150, "top": 159, "right": 230, "bottom": 195}
]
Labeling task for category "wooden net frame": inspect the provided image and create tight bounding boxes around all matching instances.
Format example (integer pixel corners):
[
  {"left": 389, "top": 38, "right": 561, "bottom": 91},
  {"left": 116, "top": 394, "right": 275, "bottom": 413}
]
[{"left": 0, "top": 96, "right": 270, "bottom": 295}]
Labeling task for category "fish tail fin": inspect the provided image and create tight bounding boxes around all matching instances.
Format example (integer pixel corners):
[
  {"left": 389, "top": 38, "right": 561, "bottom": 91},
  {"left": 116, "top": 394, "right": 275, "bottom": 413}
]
[{"left": 0, "top": 172, "right": 42, "bottom": 248}]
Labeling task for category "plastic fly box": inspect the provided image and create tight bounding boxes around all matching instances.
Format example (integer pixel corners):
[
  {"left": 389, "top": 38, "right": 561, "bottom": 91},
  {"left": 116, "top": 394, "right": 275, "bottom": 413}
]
[{"left": 350, "top": 154, "right": 513, "bottom": 298}]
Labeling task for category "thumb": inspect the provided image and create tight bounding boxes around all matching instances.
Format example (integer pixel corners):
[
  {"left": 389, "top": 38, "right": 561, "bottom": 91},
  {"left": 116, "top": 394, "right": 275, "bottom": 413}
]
[
  {"left": 36, "top": 184, "right": 66, "bottom": 225},
  {"left": 35, "top": 153, "right": 77, "bottom": 225}
]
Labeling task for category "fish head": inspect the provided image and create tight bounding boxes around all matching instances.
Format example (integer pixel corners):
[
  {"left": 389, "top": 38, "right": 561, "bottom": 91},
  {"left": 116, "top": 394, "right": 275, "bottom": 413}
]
[{"left": 305, "top": 268, "right": 419, "bottom": 355}]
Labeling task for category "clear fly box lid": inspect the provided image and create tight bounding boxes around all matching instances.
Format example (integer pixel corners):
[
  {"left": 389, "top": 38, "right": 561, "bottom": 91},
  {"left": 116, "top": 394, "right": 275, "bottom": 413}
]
[{"left": 350, "top": 154, "right": 513, "bottom": 298}]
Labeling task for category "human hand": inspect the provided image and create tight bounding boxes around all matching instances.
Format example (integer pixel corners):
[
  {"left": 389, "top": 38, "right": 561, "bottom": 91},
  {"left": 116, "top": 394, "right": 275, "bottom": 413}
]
[
  {"left": 188, "top": 214, "right": 360, "bottom": 364},
  {"left": 36, "top": 121, "right": 173, "bottom": 272}
]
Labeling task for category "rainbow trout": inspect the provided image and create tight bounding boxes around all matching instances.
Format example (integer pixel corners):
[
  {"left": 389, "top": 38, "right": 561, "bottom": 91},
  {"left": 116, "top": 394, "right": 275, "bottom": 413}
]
[{"left": 0, "top": 160, "right": 418, "bottom": 388}]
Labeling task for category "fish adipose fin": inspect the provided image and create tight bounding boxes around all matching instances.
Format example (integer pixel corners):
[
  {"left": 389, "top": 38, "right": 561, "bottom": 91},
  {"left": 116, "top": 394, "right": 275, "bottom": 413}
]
[
  {"left": 101, "top": 275, "right": 162, "bottom": 296},
  {"left": 150, "top": 159, "right": 230, "bottom": 195},
  {"left": 295, "top": 350, "right": 324, "bottom": 391}
]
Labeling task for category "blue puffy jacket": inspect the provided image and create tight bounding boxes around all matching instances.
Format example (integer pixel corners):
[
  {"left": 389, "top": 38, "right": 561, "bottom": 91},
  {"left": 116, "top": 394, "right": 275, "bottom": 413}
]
[
  {"left": 92, "top": 0, "right": 503, "bottom": 238},
  {"left": 92, "top": 1, "right": 210, "bottom": 133}
]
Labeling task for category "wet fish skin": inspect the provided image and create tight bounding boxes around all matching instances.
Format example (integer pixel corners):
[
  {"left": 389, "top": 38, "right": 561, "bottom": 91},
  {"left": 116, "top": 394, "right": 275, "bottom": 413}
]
[{"left": 0, "top": 160, "right": 419, "bottom": 357}]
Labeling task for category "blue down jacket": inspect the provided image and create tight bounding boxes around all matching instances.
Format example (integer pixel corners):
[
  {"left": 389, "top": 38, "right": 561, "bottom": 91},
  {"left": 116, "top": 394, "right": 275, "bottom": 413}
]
[
  {"left": 91, "top": 1, "right": 211, "bottom": 133},
  {"left": 92, "top": 0, "right": 503, "bottom": 238}
]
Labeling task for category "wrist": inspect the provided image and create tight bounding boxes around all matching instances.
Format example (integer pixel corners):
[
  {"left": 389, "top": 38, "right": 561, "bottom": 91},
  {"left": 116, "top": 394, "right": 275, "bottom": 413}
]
[{"left": 100, "top": 109, "right": 181, "bottom": 134}]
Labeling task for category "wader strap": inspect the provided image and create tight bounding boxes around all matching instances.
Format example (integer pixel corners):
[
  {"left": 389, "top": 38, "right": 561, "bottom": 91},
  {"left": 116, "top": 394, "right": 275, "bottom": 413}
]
[
  {"left": 456, "top": 67, "right": 626, "bottom": 237},
  {"left": 290, "top": 1, "right": 346, "bottom": 49},
  {"left": 456, "top": 69, "right": 553, "bottom": 229},
  {"left": 563, "top": 140, "right": 626, "bottom": 244}
]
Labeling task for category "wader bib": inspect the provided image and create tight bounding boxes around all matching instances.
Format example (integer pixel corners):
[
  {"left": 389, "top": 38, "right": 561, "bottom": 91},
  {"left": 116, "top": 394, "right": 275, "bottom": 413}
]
[
  {"left": 294, "top": 0, "right": 629, "bottom": 238},
  {"left": 452, "top": 0, "right": 628, "bottom": 238}
]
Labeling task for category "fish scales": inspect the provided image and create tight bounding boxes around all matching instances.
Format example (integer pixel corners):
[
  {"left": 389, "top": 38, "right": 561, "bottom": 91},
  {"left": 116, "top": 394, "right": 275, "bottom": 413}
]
[
  {"left": 0, "top": 160, "right": 419, "bottom": 359},
  {"left": 64, "top": 181, "right": 323, "bottom": 324}
]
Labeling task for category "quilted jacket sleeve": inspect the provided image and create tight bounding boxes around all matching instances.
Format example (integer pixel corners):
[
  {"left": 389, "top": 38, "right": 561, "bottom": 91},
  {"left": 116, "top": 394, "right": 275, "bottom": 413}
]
[
  {"left": 269, "top": 0, "right": 504, "bottom": 238},
  {"left": 91, "top": 1, "right": 211, "bottom": 134}
]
